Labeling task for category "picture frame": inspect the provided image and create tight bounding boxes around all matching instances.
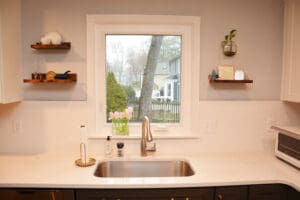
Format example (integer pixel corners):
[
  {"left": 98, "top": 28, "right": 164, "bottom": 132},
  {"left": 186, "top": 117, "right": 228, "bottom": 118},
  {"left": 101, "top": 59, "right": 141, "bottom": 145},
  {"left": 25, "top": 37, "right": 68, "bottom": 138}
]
[{"left": 217, "top": 65, "right": 235, "bottom": 80}]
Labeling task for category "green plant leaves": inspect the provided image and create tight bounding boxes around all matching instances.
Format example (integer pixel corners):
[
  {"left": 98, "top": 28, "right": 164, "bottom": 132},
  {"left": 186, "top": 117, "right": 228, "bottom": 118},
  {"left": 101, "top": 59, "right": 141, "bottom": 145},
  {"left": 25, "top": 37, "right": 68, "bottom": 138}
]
[
  {"left": 230, "top": 29, "right": 237, "bottom": 35},
  {"left": 225, "top": 29, "right": 237, "bottom": 41}
]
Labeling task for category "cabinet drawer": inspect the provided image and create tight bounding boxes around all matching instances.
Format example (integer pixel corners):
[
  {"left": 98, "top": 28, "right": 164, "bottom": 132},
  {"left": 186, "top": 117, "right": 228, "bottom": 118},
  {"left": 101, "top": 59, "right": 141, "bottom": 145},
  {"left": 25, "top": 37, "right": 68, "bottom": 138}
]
[
  {"left": 287, "top": 186, "right": 300, "bottom": 200},
  {"left": 0, "top": 189, "right": 74, "bottom": 200},
  {"left": 215, "top": 186, "right": 248, "bottom": 200},
  {"left": 76, "top": 188, "right": 214, "bottom": 200},
  {"left": 249, "top": 184, "right": 287, "bottom": 200}
]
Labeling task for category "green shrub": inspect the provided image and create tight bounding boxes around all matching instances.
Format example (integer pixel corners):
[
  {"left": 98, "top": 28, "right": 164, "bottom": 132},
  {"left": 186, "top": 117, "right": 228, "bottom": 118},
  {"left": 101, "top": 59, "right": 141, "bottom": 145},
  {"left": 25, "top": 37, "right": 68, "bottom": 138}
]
[{"left": 106, "top": 72, "right": 127, "bottom": 117}]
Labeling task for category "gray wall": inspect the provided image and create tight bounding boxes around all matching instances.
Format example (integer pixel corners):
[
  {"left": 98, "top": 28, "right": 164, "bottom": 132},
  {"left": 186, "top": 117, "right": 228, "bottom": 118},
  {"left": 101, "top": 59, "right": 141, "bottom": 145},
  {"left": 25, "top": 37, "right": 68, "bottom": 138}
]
[{"left": 21, "top": 0, "right": 283, "bottom": 100}]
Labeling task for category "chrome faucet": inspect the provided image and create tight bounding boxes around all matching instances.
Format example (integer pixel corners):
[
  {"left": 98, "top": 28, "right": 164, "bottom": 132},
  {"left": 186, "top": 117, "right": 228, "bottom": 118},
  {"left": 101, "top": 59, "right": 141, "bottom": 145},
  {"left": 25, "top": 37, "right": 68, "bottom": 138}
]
[{"left": 141, "top": 116, "right": 156, "bottom": 156}]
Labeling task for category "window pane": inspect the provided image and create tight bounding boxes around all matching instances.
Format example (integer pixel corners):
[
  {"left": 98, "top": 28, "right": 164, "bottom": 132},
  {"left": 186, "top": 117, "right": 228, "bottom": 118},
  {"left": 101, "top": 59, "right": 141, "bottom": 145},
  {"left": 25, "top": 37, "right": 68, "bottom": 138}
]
[{"left": 106, "top": 35, "right": 181, "bottom": 123}]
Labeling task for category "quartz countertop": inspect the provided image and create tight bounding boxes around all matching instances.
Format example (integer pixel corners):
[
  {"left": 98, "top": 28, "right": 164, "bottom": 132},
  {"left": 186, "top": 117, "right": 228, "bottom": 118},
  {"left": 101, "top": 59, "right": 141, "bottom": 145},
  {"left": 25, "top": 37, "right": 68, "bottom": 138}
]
[{"left": 0, "top": 152, "right": 299, "bottom": 191}]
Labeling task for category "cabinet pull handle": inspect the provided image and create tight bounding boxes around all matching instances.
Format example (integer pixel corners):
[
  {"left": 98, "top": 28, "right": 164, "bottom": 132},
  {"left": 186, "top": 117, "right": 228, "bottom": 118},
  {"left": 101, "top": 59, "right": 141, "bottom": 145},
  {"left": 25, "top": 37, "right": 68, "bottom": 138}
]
[
  {"left": 50, "top": 191, "right": 56, "bottom": 200},
  {"left": 186, "top": 198, "right": 190, "bottom": 200},
  {"left": 170, "top": 198, "right": 174, "bottom": 200},
  {"left": 218, "top": 194, "right": 223, "bottom": 200}
]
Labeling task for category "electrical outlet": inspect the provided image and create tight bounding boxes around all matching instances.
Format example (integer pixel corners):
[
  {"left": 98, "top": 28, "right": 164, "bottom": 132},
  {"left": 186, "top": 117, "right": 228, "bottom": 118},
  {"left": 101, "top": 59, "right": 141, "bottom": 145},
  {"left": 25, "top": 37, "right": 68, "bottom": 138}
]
[
  {"left": 199, "top": 120, "right": 217, "bottom": 134},
  {"left": 207, "top": 120, "right": 217, "bottom": 134},
  {"left": 266, "top": 118, "right": 277, "bottom": 132},
  {"left": 199, "top": 120, "right": 209, "bottom": 133},
  {"left": 12, "top": 120, "right": 23, "bottom": 134}
]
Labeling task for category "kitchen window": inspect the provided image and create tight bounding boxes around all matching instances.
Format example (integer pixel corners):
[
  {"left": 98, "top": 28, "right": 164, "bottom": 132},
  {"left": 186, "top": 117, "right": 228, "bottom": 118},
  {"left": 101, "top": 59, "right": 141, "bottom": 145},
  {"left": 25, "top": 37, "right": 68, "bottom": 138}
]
[
  {"left": 105, "top": 34, "right": 181, "bottom": 123},
  {"left": 87, "top": 15, "right": 200, "bottom": 137}
]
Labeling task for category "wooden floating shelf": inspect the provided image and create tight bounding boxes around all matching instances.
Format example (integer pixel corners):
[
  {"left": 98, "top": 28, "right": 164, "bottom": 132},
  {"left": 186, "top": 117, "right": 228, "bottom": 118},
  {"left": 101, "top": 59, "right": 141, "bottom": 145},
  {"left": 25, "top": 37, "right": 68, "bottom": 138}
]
[
  {"left": 208, "top": 75, "right": 253, "bottom": 83},
  {"left": 30, "top": 42, "right": 71, "bottom": 49},
  {"left": 23, "top": 73, "right": 77, "bottom": 83},
  {"left": 209, "top": 79, "right": 253, "bottom": 83}
]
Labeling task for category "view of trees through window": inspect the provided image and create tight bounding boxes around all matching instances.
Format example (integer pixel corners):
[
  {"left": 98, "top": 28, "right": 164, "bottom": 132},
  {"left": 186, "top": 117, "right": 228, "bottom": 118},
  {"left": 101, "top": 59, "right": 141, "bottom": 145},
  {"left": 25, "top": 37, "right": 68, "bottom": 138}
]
[{"left": 106, "top": 35, "right": 181, "bottom": 123}]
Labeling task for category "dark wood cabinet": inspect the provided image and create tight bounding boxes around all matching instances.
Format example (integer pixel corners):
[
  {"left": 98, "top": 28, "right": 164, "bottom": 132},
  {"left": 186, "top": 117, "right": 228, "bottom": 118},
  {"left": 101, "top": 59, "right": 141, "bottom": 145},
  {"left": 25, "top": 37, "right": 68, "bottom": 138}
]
[
  {"left": 76, "top": 185, "right": 300, "bottom": 200},
  {"left": 287, "top": 186, "right": 300, "bottom": 200},
  {"left": 76, "top": 188, "right": 214, "bottom": 200},
  {"left": 0, "top": 189, "right": 74, "bottom": 200},
  {"left": 215, "top": 186, "right": 248, "bottom": 200},
  {"left": 249, "top": 184, "right": 287, "bottom": 200},
  {"left": 1, "top": 184, "right": 299, "bottom": 200}
]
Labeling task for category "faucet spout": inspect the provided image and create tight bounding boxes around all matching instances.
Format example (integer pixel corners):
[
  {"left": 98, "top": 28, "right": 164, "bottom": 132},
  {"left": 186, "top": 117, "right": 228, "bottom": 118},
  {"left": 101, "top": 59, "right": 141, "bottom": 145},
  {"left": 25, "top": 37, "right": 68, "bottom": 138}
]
[
  {"left": 143, "top": 116, "right": 152, "bottom": 141},
  {"left": 141, "top": 116, "right": 156, "bottom": 156}
]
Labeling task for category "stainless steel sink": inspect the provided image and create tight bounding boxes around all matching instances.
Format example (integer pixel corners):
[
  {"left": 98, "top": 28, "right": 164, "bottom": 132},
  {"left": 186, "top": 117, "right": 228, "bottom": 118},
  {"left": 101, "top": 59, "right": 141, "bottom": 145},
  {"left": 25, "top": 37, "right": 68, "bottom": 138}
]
[{"left": 94, "top": 160, "right": 195, "bottom": 177}]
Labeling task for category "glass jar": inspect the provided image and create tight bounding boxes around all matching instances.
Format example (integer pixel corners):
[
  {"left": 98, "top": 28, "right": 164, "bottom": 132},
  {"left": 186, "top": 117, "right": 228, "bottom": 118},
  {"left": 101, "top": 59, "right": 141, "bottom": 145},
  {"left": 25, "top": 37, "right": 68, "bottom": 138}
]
[
  {"left": 104, "top": 136, "right": 113, "bottom": 157},
  {"left": 222, "top": 40, "right": 237, "bottom": 56},
  {"left": 112, "top": 120, "right": 129, "bottom": 135}
]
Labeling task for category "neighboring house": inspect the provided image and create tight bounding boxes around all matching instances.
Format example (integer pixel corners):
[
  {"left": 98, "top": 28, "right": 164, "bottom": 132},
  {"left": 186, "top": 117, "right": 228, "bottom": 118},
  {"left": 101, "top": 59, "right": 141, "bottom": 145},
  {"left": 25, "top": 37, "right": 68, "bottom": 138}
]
[
  {"left": 153, "top": 62, "right": 170, "bottom": 100},
  {"left": 134, "top": 56, "right": 181, "bottom": 102},
  {"left": 161, "top": 56, "right": 181, "bottom": 102}
]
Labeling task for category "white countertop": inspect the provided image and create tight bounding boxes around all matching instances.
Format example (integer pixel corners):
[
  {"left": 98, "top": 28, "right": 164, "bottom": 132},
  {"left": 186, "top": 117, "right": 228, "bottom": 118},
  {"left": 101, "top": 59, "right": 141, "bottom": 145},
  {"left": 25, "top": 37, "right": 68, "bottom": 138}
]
[{"left": 0, "top": 152, "right": 299, "bottom": 191}]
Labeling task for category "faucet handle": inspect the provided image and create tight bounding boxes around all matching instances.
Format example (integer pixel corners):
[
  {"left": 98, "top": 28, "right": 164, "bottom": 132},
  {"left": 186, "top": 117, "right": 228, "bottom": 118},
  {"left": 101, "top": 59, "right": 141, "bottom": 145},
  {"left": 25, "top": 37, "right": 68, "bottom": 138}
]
[{"left": 146, "top": 142, "right": 156, "bottom": 152}]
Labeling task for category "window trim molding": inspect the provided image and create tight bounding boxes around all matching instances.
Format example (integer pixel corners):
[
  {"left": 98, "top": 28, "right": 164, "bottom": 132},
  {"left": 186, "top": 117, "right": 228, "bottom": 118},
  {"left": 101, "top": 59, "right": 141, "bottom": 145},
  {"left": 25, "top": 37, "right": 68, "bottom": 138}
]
[{"left": 87, "top": 15, "right": 200, "bottom": 137}]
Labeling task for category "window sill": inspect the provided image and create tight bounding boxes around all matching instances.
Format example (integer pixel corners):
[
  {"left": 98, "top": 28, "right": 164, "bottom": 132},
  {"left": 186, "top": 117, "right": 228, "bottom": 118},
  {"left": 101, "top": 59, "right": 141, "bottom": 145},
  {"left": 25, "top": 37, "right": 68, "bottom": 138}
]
[{"left": 88, "top": 134, "right": 199, "bottom": 140}]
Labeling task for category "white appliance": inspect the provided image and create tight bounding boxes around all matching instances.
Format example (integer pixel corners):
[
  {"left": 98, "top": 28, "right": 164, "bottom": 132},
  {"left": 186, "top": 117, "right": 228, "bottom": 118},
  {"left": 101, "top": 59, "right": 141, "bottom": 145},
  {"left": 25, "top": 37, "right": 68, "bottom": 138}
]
[{"left": 273, "top": 126, "right": 300, "bottom": 168}]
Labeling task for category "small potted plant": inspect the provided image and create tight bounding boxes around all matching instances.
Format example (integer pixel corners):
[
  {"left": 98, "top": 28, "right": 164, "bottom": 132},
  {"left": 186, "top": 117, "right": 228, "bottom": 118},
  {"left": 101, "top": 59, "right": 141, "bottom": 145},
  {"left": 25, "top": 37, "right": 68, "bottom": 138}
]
[{"left": 222, "top": 29, "right": 237, "bottom": 56}]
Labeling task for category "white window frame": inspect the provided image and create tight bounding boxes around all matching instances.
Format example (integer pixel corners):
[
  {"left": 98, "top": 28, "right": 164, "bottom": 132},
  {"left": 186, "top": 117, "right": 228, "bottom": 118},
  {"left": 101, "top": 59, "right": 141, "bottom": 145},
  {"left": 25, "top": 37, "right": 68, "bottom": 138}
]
[{"left": 87, "top": 15, "right": 200, "bottom": 138}]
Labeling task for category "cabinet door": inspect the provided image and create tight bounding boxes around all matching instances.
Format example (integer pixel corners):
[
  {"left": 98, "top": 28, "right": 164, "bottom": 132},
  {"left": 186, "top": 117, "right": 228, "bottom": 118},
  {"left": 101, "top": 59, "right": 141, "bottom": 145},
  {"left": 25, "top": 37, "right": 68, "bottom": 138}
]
[
  {"left": 287, "top": 186, "right": 300, "bottom": 200},
  {"left": 0, "top": 0, "right": 22, "bottom": 104},
  {"left": 215, "top": 186, "right": 247, "bottom": 200},
  {"left": 0, "top": 189, "right": 75, "bottom": 200},
  {"left": 169, "top": 188, "right": 214, "bottom": 200},
  {"left": 282, "top": 0, "right": 300, "bottom": 102},
  {"left": 249, "top": 184, "right": 287, "bottom": 200},
  {"left": 76, "top": 188, "right": 214, "bottom": 200}
]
